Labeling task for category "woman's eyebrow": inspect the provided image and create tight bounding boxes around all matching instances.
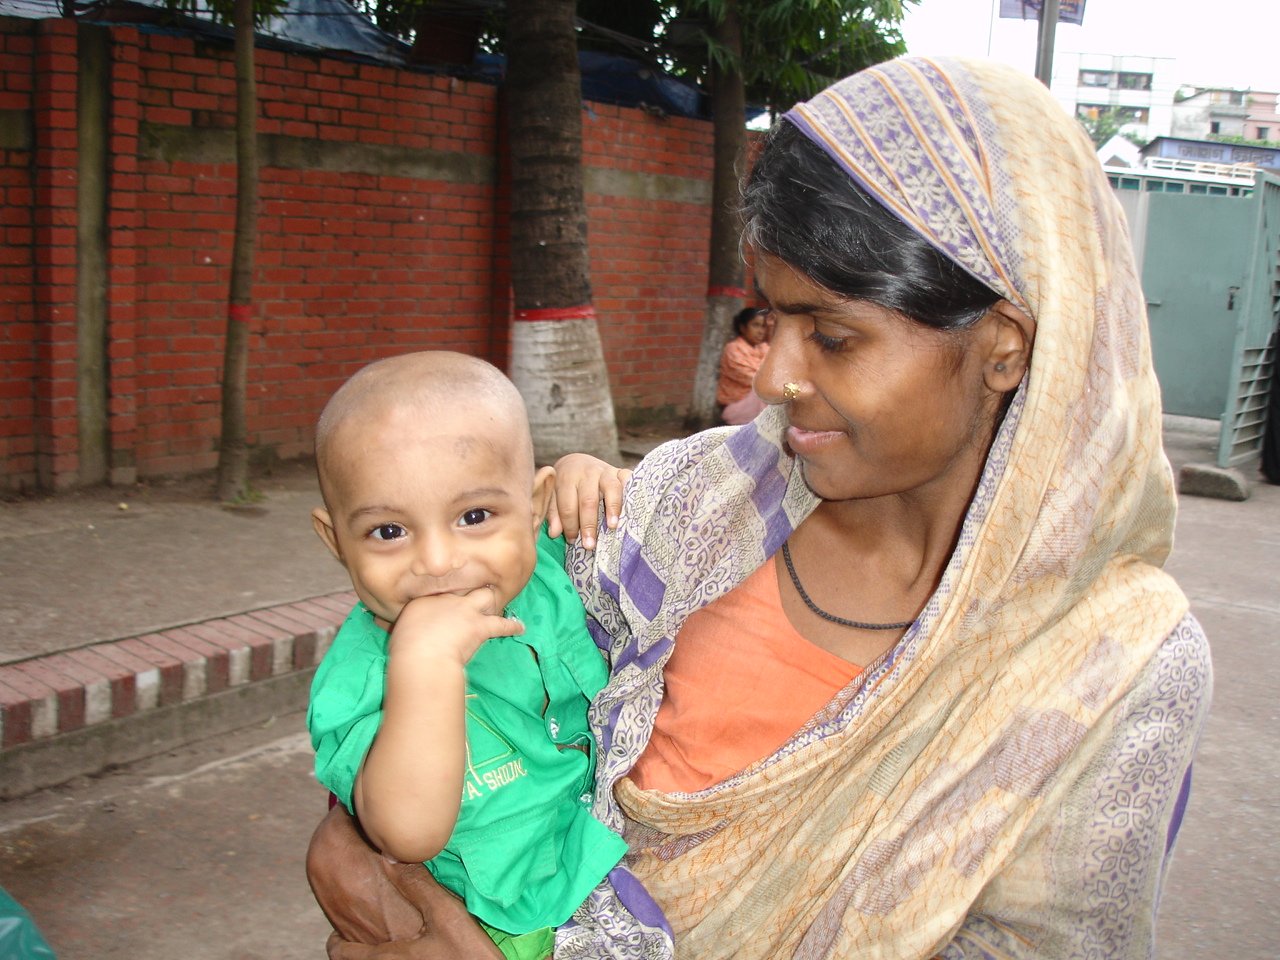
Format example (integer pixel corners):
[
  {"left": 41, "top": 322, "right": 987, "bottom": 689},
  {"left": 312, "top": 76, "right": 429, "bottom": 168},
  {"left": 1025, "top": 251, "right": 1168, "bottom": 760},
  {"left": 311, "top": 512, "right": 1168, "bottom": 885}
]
[
  {"left": 771, "top": 296, "right": 842, "bottom": 317},
  {"left": 753, "top": 280, "right": 842, "bottom": 317}
]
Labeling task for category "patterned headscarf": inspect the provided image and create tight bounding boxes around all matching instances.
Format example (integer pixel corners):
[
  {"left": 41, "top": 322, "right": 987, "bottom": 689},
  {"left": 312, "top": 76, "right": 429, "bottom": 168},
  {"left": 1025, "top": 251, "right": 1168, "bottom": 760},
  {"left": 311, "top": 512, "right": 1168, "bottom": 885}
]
[{"left": 562, "top": 57, "right": 1209, "bottom": 960}]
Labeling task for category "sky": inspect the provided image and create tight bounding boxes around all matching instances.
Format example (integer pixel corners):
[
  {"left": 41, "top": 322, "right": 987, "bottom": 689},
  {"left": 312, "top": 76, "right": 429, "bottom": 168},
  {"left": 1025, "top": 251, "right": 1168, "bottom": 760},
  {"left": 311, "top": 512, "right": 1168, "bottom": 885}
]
[{"left": 900, "top": 0, "right": 1280, "bottom": 92}]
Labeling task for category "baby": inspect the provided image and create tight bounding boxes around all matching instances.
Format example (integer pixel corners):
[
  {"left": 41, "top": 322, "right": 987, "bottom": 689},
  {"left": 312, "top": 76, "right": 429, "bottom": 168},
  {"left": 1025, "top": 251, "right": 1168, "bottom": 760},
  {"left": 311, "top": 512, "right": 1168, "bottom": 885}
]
[{"left": 306, "top": 351, "right": 626, "bottom": 960}]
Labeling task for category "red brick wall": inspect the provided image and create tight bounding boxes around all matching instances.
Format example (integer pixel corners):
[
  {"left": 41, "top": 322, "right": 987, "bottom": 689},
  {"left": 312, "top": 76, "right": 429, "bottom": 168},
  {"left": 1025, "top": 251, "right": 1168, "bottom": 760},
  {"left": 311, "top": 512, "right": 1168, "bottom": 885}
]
[
  {"left": 126, "top": 31, "right": 507, "bottom": 477},
  {"left": 583, "top": 103, "right": 712, "bottom": 415},
  {"left": 0, "top": 20, "right": 38, "bottom": 489},
  {"left": 106, "top": 24, "right": 141, "bottom": 486},
  {"left": 2, "top": 20, "right": 720, "bottom": 491},
  {"left": 32, "top": 18, "right": 81, "bottom": 489}
]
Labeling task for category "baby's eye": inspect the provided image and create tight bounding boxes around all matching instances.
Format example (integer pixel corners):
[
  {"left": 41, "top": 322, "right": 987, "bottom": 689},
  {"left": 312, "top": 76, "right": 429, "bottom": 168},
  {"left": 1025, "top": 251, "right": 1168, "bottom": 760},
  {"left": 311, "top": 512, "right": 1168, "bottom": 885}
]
[
  {"left": 370, "top": 523, "right": 407, "bottom": 542},
  {"left": 458, "top": 508, "right": 491, "bottom": 527}
]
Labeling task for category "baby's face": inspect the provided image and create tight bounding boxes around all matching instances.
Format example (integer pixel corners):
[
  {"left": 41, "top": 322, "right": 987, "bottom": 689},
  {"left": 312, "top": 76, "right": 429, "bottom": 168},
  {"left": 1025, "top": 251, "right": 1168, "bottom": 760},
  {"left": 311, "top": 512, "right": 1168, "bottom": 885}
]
[{"left": 315, "top": 405, "right": 548, "bottom": 629}]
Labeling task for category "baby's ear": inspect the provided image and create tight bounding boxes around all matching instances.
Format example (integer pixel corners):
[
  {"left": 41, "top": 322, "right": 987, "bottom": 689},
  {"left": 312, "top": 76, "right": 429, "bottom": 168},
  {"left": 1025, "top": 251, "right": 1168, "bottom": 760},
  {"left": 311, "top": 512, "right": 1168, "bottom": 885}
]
[
  {"left": 529, "top": 466, "right": 556, "bottom": 528},
  {"left": 311, "top": 506, "right": 344, "bottom": 562}
]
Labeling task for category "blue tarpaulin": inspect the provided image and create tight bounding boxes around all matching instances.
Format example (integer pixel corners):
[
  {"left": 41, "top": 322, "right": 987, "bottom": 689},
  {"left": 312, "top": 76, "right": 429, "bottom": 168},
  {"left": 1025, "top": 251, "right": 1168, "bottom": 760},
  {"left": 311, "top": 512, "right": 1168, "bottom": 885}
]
[
  {"left": 0, "top": 0, "right": 412, "bottom": 62},
  {"left": 0, "top": 0, "right": 716, "bottom": 118}
]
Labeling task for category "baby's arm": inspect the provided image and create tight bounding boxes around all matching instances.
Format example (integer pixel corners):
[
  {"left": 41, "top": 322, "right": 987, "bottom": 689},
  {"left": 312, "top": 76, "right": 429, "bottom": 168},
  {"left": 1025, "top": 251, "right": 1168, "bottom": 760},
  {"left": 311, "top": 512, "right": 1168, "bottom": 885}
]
[{"left": 353, "top": 588, "right": 523, "bottom": 864}]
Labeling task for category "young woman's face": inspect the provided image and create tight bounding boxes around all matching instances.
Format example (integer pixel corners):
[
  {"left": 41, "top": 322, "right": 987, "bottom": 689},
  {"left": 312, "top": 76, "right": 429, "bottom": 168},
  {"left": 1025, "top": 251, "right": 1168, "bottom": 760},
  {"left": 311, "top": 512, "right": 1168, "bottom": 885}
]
[
  {"left": 752, "top": 254, "right": 1000, "bottom": 504},
  {"left": 742, "top": 313, "right": 769, "bottom": 346}
]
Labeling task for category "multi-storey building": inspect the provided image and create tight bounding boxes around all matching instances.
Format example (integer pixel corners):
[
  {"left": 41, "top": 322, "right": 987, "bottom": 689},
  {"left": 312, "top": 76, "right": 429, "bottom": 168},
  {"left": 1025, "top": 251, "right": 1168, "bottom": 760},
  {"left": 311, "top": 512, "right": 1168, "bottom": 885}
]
[
  {"left": 1172, "top": 88, "right": 1280, "bottom": 143},
  {"left": 1245, "top": 92, "right": 1280, "bottom": 143},
  {"left": 1050, "top": 52, "right": 1177, "bottom": 141},
  {"left": 1049, "top": 52, "right": 1279, "bottom": 149}
]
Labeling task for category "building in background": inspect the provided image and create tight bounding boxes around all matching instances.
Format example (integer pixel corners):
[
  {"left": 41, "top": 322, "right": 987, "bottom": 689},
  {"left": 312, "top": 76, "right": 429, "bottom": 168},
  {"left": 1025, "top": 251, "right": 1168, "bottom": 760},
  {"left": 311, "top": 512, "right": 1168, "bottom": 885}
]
[
  {"left": 1245, "top": 92, "right": 1280, "bottom": 142},
  {"left": 1051, "top": 52, "right": 1178, "bottom": 142},
  {"left": 1172, "top": 87, "right": 1250, "bottom": 139},
  {"left": 1171, "top": 87, "right": 1280, "bottom": 142},
  {"left": 1050, "top": 52, "right": 1279, "bottom": 150}
]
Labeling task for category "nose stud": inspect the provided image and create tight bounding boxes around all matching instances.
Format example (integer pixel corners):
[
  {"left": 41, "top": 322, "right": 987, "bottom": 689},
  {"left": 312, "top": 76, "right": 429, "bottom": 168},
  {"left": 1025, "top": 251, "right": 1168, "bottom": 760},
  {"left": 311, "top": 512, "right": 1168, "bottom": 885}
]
[{"left": 782, "top": 382, "right": 801, "bottom": 402}]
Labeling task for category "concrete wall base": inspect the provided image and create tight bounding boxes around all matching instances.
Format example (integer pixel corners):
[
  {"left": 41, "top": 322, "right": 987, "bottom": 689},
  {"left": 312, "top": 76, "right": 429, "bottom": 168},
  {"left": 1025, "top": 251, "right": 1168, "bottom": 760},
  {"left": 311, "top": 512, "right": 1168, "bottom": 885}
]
[{"left": 0, "top": 670, "right": 313, "bottom": 800}]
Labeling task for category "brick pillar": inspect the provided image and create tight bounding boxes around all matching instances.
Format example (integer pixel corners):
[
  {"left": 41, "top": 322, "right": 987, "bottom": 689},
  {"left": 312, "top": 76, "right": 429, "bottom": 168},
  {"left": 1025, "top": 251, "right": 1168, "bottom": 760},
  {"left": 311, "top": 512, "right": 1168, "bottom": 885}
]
[
  {"left": 32, "top": 17, "right": 79, "bottom": 489},
  {"left": 106, "top": 25, "right": 140, "bottom": 485},
  {"left": 0, "top": 21, "right": 39, "bottom": 491}
]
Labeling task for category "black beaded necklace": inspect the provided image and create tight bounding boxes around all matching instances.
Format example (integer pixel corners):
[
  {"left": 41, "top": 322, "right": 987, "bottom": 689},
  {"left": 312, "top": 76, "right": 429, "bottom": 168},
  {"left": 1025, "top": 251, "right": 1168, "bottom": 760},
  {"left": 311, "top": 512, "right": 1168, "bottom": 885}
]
[{"left": 780, "top": 542, "right": 915, "bottom": 631}]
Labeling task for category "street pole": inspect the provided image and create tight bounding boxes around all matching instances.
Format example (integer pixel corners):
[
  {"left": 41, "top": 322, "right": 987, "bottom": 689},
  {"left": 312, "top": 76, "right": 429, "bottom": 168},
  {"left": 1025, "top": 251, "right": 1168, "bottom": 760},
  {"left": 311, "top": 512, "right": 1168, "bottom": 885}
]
[{"left": 1034, "top": 0, "right": 1059, "bottom": 87}]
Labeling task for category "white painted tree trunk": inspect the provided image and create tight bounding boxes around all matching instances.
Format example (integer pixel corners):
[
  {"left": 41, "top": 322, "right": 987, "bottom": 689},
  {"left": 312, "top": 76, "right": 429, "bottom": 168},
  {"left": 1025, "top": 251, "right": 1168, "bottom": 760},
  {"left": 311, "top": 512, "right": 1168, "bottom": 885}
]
[
  {"left": 686, "top": 295, "right": 740, "bottom": 428},
  {"left": 510, "top": 318, "right": 621, "bottom": 465},
  {"left": 685, "top": 0, "right": 746, "bottom": 430}
]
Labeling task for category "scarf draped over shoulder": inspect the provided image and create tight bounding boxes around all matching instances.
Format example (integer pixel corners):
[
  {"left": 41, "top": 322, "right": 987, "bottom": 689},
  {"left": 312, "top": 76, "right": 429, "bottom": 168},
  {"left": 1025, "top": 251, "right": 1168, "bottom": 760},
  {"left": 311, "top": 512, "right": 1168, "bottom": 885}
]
[{"left": 559, "top": 57, "right": 1211, "bottom": 960}]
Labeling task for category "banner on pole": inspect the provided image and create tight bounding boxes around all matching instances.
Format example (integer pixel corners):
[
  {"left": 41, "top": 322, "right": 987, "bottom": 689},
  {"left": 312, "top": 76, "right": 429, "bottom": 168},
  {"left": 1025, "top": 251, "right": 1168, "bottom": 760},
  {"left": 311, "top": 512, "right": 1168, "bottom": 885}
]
[{"left": 999, "top": 0, "right": 1086, "bottom": 25}]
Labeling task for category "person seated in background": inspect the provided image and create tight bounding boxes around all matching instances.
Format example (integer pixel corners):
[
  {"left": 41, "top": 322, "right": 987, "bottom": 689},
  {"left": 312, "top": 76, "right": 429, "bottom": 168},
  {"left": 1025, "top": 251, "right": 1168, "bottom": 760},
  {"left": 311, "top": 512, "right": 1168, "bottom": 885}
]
[
  {"left": 716, "top": 306, "right": 770, "bottom": 425},
  {"left": 306, "top": 351, "right": 626, "bottom": 960}
]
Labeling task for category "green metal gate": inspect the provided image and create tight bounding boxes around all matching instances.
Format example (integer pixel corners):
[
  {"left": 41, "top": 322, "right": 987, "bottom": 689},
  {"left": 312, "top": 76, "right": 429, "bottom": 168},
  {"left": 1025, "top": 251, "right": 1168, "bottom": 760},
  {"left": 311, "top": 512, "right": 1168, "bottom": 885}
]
[
  {"left": 1122, "top": 172, "right": 1279, "bottom": 468},
  {"left": 1219, "top": 175, "right": 1280, "bottom": 469}
]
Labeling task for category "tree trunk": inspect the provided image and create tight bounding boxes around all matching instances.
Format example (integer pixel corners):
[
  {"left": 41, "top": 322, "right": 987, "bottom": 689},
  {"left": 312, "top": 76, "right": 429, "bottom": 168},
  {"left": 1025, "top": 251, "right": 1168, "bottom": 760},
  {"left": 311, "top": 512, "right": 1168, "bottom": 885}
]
[
  {"left": 505, "top": 0, "right": 620, "bottom": 465},
  {"left": 215, "top": 0, "right": 257, "bottom": 501},
  {"left": 685, "top": 0, "right": 747, "bottom": 431}
]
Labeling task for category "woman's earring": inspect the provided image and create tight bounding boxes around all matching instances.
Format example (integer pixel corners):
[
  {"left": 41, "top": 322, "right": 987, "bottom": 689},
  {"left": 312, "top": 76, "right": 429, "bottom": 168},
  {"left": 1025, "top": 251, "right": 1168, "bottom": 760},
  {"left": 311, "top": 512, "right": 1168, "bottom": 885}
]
[
  {"left": 782, "top": 382, "right": 801, "bottom": 401},
  {"left": 994, "top": 362, "right": 1007, "bottom": 373}
]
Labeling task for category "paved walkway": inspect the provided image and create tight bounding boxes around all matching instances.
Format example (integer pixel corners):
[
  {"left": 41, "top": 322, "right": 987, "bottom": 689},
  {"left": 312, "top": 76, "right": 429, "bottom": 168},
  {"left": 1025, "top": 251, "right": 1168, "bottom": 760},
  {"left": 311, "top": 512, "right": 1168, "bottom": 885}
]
[
  {"left": 0, "top": 458, "right": 352, "bottom": 795},
  {"left": 0, "top": 459, "right": 347, "bottom": 663}
]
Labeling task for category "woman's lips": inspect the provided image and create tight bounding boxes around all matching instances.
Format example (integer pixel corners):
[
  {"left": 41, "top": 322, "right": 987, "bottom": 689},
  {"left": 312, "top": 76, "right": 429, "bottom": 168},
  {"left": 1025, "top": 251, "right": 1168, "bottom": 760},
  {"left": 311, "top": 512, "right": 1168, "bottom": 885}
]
[{"left": 786, "top": 425, "right": 844, "bottom": 456}]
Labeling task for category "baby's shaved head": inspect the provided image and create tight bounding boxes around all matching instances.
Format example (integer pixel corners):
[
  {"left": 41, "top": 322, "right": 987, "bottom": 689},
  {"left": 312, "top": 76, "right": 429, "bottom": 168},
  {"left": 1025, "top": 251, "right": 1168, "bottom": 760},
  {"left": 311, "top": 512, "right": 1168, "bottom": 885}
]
[{"left": 315, "top": 352, "right": 533, "bottom": 504}]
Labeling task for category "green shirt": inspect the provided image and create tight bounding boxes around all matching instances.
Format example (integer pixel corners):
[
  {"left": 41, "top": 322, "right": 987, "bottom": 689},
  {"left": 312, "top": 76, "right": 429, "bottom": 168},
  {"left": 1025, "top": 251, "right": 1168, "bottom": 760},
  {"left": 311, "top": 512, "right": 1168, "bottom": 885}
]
[{"left": 307, "top": 530, "right": 626, "bottom": 934}]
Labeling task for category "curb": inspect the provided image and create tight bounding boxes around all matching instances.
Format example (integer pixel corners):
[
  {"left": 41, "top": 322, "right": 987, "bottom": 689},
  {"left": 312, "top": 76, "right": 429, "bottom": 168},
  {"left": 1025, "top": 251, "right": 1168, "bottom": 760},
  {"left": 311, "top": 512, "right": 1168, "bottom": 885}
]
[{"left": 0, "top": 590, "right": 355, "bottom": 799}]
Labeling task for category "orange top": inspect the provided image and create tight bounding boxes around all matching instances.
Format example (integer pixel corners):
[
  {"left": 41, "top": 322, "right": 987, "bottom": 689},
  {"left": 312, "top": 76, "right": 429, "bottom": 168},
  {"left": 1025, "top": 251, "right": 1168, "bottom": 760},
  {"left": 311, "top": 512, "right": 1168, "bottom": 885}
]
[
  {"left": 629, "top": 558, "right": 862, "bottom": 793},
  {"left": 716, "top": 337, "right": 770, "bottom": 405}
]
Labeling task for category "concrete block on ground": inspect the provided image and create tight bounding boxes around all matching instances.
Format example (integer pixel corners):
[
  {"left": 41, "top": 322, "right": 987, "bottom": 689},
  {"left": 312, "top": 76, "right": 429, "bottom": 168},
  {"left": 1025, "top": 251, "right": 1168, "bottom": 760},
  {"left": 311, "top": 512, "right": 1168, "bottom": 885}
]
[{"left": 1178, "top": 463, "right": 1251, "bottom": 501}]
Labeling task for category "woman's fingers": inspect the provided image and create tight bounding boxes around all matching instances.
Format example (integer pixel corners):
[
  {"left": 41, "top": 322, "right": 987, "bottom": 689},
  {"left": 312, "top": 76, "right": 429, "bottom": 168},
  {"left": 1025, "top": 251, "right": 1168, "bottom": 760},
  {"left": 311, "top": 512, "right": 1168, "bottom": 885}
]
[
  {"left": 318, "top": 858, "right": 503, "bottom": 959},
  {"left": 379, "top": 861, "right": 504, "bottom": 959},
  {"left": 325, "top": 931, "right": 431, "bottom": 960},
  {"left": 307, "top": 804, "right": 422, "bottom": 943}
]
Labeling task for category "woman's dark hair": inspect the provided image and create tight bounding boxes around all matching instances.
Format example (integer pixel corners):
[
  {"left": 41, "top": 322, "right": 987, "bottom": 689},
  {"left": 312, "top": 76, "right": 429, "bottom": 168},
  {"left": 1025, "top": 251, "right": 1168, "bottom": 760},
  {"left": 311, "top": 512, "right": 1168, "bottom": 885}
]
[
  {"left": 742, "top": 122, "right": 1001, "bottom": 331},
  {"left": 732, "top": 306, "right": 763, "bottom": 337}
]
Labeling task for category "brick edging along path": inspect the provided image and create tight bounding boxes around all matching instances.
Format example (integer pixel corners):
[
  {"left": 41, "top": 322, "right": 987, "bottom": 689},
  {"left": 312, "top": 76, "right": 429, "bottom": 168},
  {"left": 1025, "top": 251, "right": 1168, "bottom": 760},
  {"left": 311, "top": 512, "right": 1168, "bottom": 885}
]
[{"left": 0, "top": 591, "right": 355, "bottom": 751}]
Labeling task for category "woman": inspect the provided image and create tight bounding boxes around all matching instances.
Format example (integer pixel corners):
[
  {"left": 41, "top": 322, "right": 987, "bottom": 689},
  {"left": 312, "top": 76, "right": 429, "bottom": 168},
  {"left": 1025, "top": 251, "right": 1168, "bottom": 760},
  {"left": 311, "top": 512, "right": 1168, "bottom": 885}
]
[
  {"left": 308, "top": 57, "right": 1210, "bottom": 959},
  {"left": 717, "top": 307, "right": 770, "bottom": 425}
]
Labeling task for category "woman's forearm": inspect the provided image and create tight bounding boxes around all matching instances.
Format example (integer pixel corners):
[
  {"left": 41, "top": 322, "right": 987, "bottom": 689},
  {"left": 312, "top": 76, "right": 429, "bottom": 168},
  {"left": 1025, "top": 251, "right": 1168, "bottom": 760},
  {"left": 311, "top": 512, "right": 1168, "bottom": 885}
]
[{"left": 306, "top": 804, "right": 503, "bottom": 958}]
